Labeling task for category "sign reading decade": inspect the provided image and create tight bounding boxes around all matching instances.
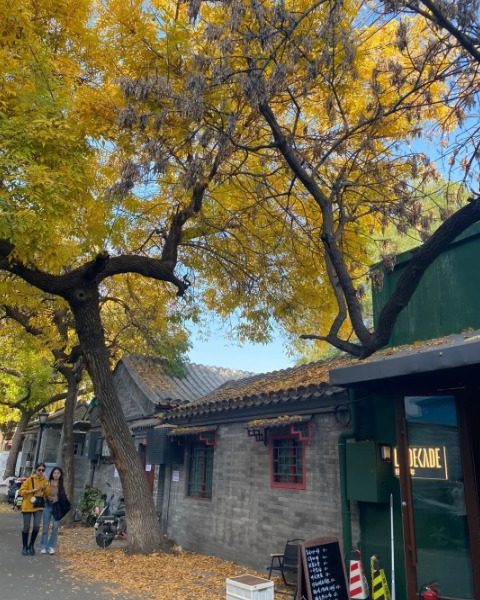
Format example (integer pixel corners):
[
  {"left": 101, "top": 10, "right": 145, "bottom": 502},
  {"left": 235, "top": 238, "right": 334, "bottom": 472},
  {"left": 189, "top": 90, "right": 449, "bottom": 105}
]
[
  {"left": 393, "top": 446, "right": 448, "bottom": 479},
  {"left": 297, "top": 537, "right": 348, "bottom": 600}
]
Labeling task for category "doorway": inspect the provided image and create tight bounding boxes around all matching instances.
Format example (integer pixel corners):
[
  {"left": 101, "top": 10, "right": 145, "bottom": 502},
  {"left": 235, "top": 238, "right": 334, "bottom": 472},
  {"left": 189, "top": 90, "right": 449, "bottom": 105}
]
[
  {"left": 138, "top": 442, "right": 154, "bottom": 493},
  {"left": 397, "top": 394, "right": 480, "bottom": 599}
]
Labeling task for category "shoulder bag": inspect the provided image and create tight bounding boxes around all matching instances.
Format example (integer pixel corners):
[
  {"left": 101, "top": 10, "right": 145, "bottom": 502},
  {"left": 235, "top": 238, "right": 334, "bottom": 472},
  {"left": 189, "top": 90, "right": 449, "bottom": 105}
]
[
  {"left": 52, "top": 494, "right": 71, "bottom": 521},
  {"left": 31, "top": 477, "right": 46, "bottom": 509}
]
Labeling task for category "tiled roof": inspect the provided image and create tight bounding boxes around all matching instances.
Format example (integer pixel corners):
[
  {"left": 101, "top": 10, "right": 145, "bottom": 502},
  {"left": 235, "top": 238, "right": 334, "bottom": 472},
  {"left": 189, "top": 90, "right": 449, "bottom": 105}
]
[
  {"left": 26, "top": 402, "right": 91, "bottom": 431},
  {"left": 330, "top": 328, "right": 480, "bottom": 386},
  {"left": 121, "top": 355, "right": 253, "bottom": 404},
  {"left": 168, "top": 357, "right": 349, "bottom": 419}
]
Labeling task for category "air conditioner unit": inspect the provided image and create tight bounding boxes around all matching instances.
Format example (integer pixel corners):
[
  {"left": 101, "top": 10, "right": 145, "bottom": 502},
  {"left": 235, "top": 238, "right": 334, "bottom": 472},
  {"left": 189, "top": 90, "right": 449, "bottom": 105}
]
[{"left": 226, "top": 575, "right": 274, "bottom": 600}]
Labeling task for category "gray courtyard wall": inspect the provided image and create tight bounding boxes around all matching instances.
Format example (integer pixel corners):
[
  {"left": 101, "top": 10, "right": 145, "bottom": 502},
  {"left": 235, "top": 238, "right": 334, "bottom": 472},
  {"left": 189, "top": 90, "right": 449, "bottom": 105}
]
[{"left": 161, "top": 413, "right": 353, "bottom": 570}]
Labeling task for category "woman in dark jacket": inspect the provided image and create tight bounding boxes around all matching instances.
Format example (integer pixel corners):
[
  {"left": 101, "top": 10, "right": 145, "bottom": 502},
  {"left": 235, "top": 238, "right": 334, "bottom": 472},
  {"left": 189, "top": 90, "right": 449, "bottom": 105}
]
[{"left": 40, "top": 466, "right": 70, "bottom": 554}]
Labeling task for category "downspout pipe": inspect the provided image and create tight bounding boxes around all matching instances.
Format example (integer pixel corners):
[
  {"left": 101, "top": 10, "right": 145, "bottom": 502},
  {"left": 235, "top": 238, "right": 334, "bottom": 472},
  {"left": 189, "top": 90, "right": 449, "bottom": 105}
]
[{"left": 338, "top": 391, "right": 358, "bottom": 556}]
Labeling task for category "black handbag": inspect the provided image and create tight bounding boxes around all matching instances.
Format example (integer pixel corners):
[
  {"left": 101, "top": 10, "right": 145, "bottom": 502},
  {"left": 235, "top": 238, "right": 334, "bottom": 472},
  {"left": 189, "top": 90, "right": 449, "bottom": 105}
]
[
  {"left": 28, "top": 477, "right": 46, "bottom": 509},
  {"left": 31, "top": 496, "right": 45, "bottom": 508}
]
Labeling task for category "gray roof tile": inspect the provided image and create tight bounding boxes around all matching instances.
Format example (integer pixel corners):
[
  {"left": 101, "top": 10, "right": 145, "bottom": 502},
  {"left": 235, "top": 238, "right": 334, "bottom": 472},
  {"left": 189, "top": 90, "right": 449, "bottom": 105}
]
[
  {"left": 121, "top": 355, "right": 252, "bottom": 404},
  {"left": 168, "top": 357, "right": 349, "bottom": 419}
]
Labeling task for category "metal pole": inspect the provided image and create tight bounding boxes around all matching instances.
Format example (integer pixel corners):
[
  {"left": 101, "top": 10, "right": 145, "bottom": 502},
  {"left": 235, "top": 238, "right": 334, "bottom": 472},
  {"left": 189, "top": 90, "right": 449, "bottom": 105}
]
[
  {"left": 33, "top": 424, "right": 44, "bottom": 468},
  {"left": 390, "top": 493, "right": 396, "bottom": 600}
]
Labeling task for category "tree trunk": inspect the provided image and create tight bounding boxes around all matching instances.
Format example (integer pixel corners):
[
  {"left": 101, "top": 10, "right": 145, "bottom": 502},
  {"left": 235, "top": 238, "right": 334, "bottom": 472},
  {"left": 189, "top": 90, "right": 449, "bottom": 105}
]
[
  {"left": 68, "top": 286, "right": 164, "bottom": 554},
  {"left": 3, "top": 409, "right": 30, "bottom": 479},
  {"left": 59, "top": 367, "right": 80, "bottom": 527}
]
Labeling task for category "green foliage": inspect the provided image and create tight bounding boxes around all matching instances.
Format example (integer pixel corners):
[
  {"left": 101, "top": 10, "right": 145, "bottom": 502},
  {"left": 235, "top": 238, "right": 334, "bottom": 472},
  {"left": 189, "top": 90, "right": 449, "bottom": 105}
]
[{"left": 75, "top": 485, "right": 104, "bottom": 524}]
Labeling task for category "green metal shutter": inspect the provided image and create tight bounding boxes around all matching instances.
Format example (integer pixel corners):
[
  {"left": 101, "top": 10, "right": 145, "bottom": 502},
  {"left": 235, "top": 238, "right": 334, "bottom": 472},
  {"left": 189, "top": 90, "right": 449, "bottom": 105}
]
[
  {"left": 165, "top": 440, "right": 184, "bottom": 464},
  {"left": 146, "top": 428, "right": 168, "bottom": 464},
  {"left": 87, "top": 432, "right": 100, "bottom": 460},
  {"left": 146, "top": 428, "right": 185, "bottom": 464}
]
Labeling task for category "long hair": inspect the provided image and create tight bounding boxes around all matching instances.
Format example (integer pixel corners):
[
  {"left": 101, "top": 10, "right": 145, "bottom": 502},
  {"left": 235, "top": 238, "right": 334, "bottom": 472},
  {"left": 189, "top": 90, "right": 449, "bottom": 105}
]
[{"left": 49, "top": 466, "right": 67, "bottom": 500}]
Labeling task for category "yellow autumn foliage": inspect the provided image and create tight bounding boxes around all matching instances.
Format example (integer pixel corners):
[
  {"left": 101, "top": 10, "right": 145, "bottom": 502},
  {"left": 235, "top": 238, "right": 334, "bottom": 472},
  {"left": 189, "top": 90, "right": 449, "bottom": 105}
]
[{"left": 0, "top": 0, "right": 462, "bottom": 353}]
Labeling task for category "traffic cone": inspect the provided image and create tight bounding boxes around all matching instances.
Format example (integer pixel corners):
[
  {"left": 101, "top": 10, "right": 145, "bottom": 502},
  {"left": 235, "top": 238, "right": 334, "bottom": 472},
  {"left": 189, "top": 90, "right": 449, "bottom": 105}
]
[
  {"left": 370, "top": 555, "right": 391, "bottom": 600},
  {"left": 349, "top": 548, "right": 369, "bottom": 598}
]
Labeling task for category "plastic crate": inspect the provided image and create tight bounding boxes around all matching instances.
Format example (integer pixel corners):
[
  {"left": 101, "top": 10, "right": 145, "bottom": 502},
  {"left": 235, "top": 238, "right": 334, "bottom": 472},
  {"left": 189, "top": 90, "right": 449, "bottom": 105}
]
[{"left": 226, "top": 575, "right": 274, "bottom": 600}]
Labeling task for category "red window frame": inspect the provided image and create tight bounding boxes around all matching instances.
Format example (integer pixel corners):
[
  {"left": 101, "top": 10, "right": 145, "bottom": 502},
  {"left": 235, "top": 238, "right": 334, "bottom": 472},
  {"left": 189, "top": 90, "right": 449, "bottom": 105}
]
[{"left": 269, "top": 433, "right": 306, "bottom": 490}]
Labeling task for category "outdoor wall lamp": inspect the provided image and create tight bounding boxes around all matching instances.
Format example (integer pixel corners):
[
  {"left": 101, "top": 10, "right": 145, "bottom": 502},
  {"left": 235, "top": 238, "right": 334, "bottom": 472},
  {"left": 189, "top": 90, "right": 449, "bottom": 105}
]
[
  {"left": 38, "top": 410, "right": 49, "bottom": 426},
  {"left": 380, "top": 445, "right": 392, "bottom": 462}
]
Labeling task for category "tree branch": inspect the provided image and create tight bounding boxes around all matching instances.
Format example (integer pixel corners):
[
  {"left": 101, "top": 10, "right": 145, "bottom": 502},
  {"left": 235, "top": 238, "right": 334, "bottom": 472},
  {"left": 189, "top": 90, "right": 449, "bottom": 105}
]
[
  {"left": 299, "top": 333, "right": 363, "bottom": 356},
  {"left": 0, "top": 365, "right": 22, "bottom": 378},
  {"left": 373, "top": 195, "right": 480, "bottom": 353},
  {"left": 417, "top": 0, "right": 480, "bottom": 64},
  {"left": 258, "top": 99, "right": 374, "bottom": 347},
  {"left": 2, "top": 305, "right": 43, "bottom": 336}
]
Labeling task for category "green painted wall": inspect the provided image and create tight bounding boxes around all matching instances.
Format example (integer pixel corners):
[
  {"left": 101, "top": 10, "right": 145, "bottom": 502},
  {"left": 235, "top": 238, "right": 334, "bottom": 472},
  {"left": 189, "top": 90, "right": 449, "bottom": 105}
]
[
  {"left": 349, "top": 224, "right": 480, "bottom": 597},
  {"left": 372, "top": 223, "right": 480, "bottom": 345}
]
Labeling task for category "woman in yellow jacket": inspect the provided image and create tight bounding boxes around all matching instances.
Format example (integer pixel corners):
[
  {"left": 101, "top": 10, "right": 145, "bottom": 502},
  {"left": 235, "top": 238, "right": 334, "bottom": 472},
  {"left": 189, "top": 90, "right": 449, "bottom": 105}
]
[{"left": 19, "top": 463, "right": 51, "bottom": 555}]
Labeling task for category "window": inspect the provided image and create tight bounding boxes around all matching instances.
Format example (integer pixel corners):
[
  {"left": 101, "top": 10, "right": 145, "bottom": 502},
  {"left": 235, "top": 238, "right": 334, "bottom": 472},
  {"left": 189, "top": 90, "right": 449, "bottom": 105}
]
[
  {"left": 73, "top": 441, "right": 84, "bottom": 456},
  {"left": 270, "top": 435, "right": 305, "bottom": 489},
  {"left": 187, "top": 442, "right": 214, "bottom": 498}
]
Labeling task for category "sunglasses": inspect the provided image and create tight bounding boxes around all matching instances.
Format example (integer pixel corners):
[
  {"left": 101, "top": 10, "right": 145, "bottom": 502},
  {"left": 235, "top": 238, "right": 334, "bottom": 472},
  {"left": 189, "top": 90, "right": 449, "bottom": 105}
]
[{"left": 37, "top": 468, "right": 45, "bottom": 472}]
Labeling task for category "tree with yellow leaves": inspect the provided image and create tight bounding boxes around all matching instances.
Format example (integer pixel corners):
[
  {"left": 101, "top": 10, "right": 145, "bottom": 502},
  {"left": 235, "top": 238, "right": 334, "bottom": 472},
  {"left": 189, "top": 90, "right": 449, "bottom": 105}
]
[
  {"left": 103, "top": 0, "right": 480, "bottom": 358},
  {"left": 0, "top": 323, "right": 65, "bottom": 479},
  {"left": 1, "top": 0, "right": 479, "bottom": 555}
]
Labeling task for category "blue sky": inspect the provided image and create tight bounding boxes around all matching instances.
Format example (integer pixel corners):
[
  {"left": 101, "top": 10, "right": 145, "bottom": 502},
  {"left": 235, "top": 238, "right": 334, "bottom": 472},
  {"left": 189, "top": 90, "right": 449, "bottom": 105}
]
[{"left": 186, "top": 320, "right": 295, "bottom": 374}]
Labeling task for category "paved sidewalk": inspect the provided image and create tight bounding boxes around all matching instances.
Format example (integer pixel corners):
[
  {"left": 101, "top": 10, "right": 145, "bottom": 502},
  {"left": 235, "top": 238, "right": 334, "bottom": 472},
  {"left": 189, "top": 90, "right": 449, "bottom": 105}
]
[{"left": 0, "top": 507, "right": 142, "bottom": 600}]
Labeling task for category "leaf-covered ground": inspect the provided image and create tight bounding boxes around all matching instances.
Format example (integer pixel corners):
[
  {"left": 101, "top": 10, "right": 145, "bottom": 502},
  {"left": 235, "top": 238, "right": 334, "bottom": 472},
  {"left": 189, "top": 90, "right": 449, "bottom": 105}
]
[{"left": 58, "top": 525, "right": 286, "bottom": 599}]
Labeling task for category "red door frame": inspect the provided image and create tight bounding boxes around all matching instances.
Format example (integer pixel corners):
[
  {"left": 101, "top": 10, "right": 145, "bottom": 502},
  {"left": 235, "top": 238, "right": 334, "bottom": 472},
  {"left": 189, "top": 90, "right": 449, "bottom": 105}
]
[{"left": 138, "top": 442, "right": 154, "bottom": 493}]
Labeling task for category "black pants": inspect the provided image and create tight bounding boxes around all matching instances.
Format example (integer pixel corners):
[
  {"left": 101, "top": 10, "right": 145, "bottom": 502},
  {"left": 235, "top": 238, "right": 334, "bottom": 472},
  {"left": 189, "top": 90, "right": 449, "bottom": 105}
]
[{"left": 22, "top": 511, "right": 42, "bottom": 533}]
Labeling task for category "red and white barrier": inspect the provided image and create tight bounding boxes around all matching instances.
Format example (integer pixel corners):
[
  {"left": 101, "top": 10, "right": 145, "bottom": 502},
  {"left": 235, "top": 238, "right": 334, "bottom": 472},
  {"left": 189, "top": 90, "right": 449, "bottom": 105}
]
[{"left": 349, "top": 548, "right": 369, "bottom": 599}]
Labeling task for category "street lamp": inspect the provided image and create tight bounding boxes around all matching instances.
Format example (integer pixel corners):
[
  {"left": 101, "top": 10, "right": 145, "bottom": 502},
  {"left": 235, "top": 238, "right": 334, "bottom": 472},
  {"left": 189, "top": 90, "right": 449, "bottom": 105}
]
[{"left": 33, "top": 410, "right": 49, "bottom": 468}]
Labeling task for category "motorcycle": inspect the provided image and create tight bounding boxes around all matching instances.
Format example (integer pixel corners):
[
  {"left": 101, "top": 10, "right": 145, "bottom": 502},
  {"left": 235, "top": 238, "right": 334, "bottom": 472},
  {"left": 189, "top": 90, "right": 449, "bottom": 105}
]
[{"left": 94, "top": 493, "right": 127, "bottom": 548}]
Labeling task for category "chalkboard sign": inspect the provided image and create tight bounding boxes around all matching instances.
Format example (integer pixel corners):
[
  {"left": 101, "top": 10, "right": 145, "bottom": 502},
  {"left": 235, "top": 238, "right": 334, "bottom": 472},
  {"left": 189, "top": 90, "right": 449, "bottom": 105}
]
[{"left": 296, "top": 537, "right": 348, "bottom": 600}]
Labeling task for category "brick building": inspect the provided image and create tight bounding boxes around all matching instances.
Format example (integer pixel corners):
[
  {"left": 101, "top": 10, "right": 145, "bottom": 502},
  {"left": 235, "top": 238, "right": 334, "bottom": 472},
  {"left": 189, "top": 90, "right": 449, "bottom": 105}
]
[
  {"left": 85, "top": 355, "right": 251, "bottom": 507},
  {"left": 84, "top": 354, "right": 355, "bottom": 572},
  {"left": 154, "top": 361, "right": 354, "bottom": 569}
]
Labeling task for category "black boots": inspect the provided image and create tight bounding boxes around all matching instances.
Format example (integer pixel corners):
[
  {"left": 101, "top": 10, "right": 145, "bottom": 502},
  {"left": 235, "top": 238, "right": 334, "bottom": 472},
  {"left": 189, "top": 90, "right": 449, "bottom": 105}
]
[
  {"left": 22, "top": 529, "right": 39, "bottom": 555},
  {"left": 21, "top": 532, "right": 28, "bottom": 556},
  {"left": 28, "top": 529, "right": 39, "bottom": 555}
]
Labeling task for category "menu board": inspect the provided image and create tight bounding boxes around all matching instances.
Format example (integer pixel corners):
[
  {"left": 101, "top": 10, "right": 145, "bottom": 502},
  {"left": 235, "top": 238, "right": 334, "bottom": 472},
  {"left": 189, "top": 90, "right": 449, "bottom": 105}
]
[{"left": 296, "top": 537, "right": 348, "bottom": 600}]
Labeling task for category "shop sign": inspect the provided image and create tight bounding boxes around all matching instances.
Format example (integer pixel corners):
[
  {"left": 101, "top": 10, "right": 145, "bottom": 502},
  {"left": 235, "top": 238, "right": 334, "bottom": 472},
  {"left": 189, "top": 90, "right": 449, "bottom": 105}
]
[{"left": 393, "top": 446, "right": 448, "bottom": 479}]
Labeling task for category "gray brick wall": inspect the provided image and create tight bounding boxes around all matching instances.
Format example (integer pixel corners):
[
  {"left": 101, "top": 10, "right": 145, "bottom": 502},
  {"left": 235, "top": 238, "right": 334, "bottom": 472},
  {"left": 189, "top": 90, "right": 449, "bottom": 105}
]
[
  {"left": 90, "top": 452, "right": 163, "bottom": 509},
  {"left": 161, "top": 414, "right": 356, "bottom": 571},
  {"left": 72, "top": 457, "right": 90, "bottom": 504},
  {"left": 90, "top": 461, "right": 123, "bottom": 501}
]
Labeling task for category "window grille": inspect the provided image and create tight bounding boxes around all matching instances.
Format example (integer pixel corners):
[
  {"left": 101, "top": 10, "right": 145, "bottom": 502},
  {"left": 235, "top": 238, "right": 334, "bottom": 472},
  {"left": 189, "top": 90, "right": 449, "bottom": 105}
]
[
  {"left": 187, "top": 443, "right": 214, "bottom": 498},
  {"left": 271, "top": 437, "right": 305, "bottom": 489}
]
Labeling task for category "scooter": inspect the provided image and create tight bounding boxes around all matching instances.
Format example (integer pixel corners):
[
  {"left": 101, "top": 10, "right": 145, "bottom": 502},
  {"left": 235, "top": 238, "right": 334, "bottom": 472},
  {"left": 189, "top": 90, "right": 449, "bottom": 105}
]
[
  {"left": 8, "top": 477, "right": 26, "bottom": 509},
  {"left": 94, "top": 493, "right": 127, "bottom": 548},
  {"left": 7, "top": 478, "right": 18, "bottom": 504}
]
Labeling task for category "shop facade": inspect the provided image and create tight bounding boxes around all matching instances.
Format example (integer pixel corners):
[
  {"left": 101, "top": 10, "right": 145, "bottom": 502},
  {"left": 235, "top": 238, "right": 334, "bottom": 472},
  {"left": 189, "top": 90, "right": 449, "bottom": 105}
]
[{"left": 330, "top": 225, "right": 480, "bottom": 600}]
